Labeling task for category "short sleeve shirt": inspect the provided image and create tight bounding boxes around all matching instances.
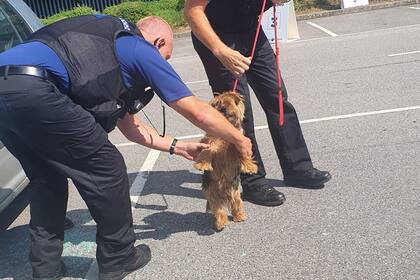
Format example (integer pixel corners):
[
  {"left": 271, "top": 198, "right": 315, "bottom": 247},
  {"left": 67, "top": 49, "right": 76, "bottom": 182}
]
[{"left": 0, "top": 34, "right": 192, "bottom": 104}]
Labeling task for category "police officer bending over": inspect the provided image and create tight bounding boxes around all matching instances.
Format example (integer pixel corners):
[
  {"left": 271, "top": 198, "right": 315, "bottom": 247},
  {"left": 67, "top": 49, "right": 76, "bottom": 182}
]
[
  {"left": 0, "top": 15, "right": 252, "bottom": 280},
  {"left": 185, "top": 0, "right": 332, "bottom": 207}
]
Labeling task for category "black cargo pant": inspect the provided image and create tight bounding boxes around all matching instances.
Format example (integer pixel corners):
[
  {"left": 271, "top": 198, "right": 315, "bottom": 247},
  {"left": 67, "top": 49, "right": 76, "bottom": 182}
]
[
  {"left": 0, "top": 75, "right": 135, "bottom": 276},
  {"left": 192, "top": 30, "right": 313, "bottom": 190}
]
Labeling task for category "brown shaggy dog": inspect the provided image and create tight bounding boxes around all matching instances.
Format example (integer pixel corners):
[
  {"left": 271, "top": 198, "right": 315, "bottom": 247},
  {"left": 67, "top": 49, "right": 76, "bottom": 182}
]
[{"left": 194, "top": 92, "right": 258, "bottom": 231}]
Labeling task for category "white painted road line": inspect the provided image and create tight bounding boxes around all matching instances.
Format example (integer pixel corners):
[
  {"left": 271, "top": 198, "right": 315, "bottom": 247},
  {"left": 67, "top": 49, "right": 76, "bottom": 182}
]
[
  {"left": 388, "top": 50, "right": 420, "bottom": 57},
  {"left": 130, "top": 149, "right": 161, "bottom": 205},
  {"left": 256, "top": 105, "right": 420, "bottom": 130},
  {"left": 115, "top": 142, "right": 137, "bottom": 148},
  {"left": 177, "top": 133, "right": 205, "bottom": 140},
  {"left": 409, "top": 7, "right": 420, "bottom": 10},
  {"left": 185, "top": 79, "right": 208, "bottom": 85},
  {"left": 306, "top": 21, "right": 338, "bottom": 37},
  {"left": 301, "top": 106, "right": 420, "bottom": 123},
  {"left": 115, "top": 105, "right": 420, "bottom": 146}
]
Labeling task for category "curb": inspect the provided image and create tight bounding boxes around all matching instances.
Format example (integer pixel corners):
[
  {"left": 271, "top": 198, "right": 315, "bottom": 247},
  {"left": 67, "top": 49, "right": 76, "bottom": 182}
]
[
  {"left": 174, "top": 30, "right": 191, "bottom": 39},
  {"left": 174, "top": 0, "right": 420, "bottom": 39}
]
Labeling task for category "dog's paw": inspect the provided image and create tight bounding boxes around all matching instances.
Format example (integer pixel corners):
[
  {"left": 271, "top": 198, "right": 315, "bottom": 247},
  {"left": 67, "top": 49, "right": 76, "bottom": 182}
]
[
  {"left": 232, "top": 210, "right": 247, "bottom": 223},
  {"left": 214, "top": 214, "right": 228, "bottom": 231},
  {"left": 194, "top": 161, "right": 213, "bottom": 171},
  {"left": 214, "top": 220, "right": 227, "bottom": 231},
  {"left": 241, "top": 159, "right": 258, "bottom": 174}
]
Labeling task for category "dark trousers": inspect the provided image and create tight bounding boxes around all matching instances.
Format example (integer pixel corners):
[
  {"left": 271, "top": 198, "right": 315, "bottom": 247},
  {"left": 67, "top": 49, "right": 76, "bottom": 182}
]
[
  {"left": 192, "top": 30, "right": 313, "bottom": 190},
  {"left": 0, "top": 76, "right": 135, "bottom": 276}
]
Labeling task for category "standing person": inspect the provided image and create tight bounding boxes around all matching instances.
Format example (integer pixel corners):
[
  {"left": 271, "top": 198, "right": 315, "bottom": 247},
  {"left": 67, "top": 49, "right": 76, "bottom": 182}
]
[
  {"left": 0, "top": 15, "right": 252, "bottom": 280},
  {"left": 185, "top": 0, "right": 332, "bottom": 207}
]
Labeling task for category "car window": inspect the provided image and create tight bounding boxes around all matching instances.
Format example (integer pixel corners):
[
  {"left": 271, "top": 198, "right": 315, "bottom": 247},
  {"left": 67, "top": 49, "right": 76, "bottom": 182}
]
[{"left": 0, "top": 0, "right": 31, "bottom": 53}]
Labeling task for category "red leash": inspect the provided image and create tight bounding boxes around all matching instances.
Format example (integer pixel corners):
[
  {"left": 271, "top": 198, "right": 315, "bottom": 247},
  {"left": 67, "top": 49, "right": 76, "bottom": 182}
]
[
  {"left": 273, "top": 4, "right": 285, "bottom": 126},
  {"left": 232, "top": 0, "right": 284, "bottom": 126}
]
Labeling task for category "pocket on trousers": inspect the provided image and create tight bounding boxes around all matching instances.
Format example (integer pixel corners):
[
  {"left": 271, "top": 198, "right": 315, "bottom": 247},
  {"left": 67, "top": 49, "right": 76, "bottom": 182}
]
[{"left": 64, "top": 127, "right": 107, "bottom": 160}]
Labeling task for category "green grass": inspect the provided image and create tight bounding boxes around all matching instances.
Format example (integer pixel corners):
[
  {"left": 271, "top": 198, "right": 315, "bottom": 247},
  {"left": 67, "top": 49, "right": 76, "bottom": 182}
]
[
  {"left": 42, "top": 1, "right": 186, "bottom": 28},
  {"left": 41, "top": 6, "right": 97, "bottom": 25},
  {"left": 294, "top": 0, "right": 341, "bottom": 13}
]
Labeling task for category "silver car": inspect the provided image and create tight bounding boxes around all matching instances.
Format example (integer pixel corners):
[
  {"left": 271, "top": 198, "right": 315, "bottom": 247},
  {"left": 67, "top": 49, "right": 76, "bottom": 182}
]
[{"left": 0, "top": 0, "right": 42, "bottom": 230}]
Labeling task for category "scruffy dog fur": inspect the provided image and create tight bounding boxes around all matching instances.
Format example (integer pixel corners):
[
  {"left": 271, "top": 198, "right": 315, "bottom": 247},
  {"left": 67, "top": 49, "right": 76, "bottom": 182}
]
[{"left": 194, "top": 92, "right": 258, "bottom": 231}]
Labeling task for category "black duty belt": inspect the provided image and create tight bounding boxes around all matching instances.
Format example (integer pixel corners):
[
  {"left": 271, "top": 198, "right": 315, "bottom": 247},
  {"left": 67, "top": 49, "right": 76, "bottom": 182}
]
[{"left": 0, "top": 65, "right": 56, "bottom": 84}]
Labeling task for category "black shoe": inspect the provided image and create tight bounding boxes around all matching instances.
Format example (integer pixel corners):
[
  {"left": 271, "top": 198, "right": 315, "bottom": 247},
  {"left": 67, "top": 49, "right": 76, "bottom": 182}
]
[
  {"left": 242, "top": 185, "right": 286, "bottom": 207},
  {"left": 64, "top": 217, "right": 74, "bottom": 231},
  {"left": 99, "top": 244, "right": 152, "bottom": 280},
  {"left": 33, "top": 261, "right": 66, "bottom": 280},
  {"left": 284, "top": 168, "right": 331, "bottom": 188}
]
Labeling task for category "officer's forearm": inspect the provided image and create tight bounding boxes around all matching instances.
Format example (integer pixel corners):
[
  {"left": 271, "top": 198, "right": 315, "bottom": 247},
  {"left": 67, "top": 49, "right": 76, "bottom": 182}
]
[
  {"left": 184, "top": 0, "right": 226, "bottom": 56},
  {"left": 169, "top": 96, "right": 245, "bottom": 147},
  {"left": 117, "top": 114, "right": 177, "bottom": 153}
]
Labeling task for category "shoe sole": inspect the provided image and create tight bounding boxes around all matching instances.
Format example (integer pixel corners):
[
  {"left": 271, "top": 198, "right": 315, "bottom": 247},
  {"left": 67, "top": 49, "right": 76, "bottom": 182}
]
[
  {"left": 284, "top": 174, "right": 332, "bottom": 188},
  {"left": 242, "top": 195, "right": 286, "bottom": 207}
]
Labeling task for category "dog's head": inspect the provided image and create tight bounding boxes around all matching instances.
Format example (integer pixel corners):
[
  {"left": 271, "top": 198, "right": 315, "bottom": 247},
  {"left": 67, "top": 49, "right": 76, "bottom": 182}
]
[{"left": 210, "top": 92, "right": 245, "bottom": 128}]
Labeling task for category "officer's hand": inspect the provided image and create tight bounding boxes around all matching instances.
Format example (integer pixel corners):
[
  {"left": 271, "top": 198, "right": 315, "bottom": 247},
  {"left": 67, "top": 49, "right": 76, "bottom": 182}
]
[
  {"left": 174, "top": 140, "right": 210, "bottom": 161},
  {"left": 235, "top": 136, "right": 253, "bottom": 159},
  {"left": 271, "top": 0, "right": 291, "bottom": 4},
  {"left": 214, "top": 45, "right": 251, "bottom": 78}
]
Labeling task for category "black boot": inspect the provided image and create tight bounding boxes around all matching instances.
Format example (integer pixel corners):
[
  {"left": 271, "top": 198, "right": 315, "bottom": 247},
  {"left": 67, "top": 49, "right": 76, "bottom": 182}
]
[
  {"left": 33, "top": 261, "right": 66, "bottom": 280},
  {"left": 99, "top": 244, "right": 152, "bottom": 280},
  {"left": 242, "top": 185, "right": 286, "bottom": 207},
  {"left": 284, "top": 168, "right": 331, "bottom": 188}
]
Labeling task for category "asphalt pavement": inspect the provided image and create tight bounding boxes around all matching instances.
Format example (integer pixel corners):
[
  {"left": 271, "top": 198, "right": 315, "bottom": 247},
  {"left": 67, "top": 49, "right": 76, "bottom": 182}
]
[{"left": 1, "top": 4, "right": 419, "bottom": 280}]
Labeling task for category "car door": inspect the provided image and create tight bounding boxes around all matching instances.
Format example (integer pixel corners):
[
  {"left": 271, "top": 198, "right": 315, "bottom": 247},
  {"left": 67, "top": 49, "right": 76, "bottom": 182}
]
[{"left": 0, "top": 0, "right": 41, "bottom": 215}]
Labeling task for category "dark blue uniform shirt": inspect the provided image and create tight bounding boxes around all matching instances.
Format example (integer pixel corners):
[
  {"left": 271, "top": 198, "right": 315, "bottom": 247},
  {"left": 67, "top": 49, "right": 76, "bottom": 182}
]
[{"left": 0, "top": 35, "right": 192, "bottom": 104}]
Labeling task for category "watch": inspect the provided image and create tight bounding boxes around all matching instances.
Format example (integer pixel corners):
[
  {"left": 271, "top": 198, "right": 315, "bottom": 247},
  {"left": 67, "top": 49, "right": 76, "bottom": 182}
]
[{"left": 169, "top": 138, "right": 178, "bottom": 155}]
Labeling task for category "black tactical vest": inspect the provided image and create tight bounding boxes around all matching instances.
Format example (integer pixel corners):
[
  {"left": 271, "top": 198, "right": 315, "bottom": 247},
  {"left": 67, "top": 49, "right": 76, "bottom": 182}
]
[
  {"left": 28, "top": 15, "right": 146, "bottom": 132},
  {"left": 205, "top": 0, "right": 272, "bottom": 33}
]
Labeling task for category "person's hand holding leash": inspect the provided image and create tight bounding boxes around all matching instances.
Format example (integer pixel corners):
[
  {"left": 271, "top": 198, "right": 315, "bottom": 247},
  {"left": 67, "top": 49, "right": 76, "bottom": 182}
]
[{"left": 214, "top": 45, "right": 251, "bottom": 78}]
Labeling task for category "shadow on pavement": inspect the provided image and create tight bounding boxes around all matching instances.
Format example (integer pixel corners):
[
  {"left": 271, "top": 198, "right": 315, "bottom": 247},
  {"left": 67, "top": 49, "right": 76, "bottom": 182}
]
[
  {"left": 129, "top": 169, "right": 204, "bottom": 201},
  {"left": 128, "top": 170, "right": 216, "bottom": 239},
  {"left": 135, "top": 211, "right": 215, "bottom": 240}
]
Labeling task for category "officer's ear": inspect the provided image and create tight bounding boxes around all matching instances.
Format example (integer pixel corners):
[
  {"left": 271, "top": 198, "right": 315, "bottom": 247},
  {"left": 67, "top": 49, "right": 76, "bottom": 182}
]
[{"left": 153, "top": 37, "right": 166, "bottom": 49}]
